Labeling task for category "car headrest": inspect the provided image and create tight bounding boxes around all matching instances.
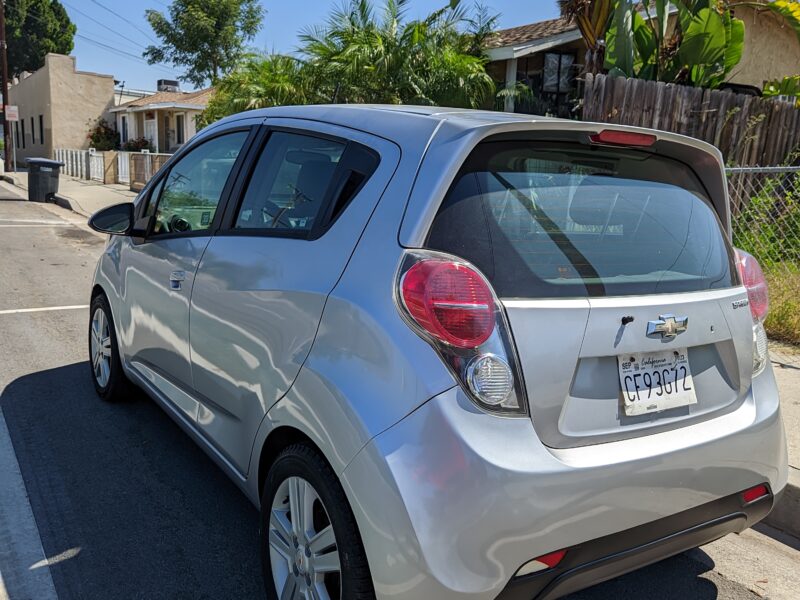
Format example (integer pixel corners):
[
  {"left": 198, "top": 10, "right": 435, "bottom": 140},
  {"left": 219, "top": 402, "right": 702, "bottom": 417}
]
[
  {"left": 569, "top": 176, "right": 628, "bottom": 227},
  {"left": 286, "top": 150, "right": 332, "bottom": 165}
]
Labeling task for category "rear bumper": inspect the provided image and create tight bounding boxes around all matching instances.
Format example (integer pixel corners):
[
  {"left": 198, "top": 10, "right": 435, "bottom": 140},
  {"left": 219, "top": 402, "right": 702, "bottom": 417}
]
[
  {"left": 341, "top": 364, "right": 787, "bottom": 600},
  {"left": 498, "top": 487, "right": 777, "bottom": 600}
]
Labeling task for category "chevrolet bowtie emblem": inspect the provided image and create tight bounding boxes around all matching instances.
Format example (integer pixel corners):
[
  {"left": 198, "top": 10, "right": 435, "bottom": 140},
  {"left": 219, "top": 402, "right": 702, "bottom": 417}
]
[{"left": 646, "top": 314, "right": 689, "bottom": 340}]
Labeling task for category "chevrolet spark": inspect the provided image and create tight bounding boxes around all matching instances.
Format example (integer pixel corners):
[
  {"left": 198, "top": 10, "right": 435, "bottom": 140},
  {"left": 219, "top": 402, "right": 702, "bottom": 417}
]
[{"left": 88, "top": 105, "right": 788, "bottom": 600}]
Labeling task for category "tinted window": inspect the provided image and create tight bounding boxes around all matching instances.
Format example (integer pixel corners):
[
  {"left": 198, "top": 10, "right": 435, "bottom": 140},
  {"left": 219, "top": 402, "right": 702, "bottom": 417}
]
[
  {"left": 427, "top": 141, "right": 736, "bottom": 298},
  {"left": 235, "top": 132, "right": 345, "bottom": 232},
  {"left": 152, "top": 131, "right": 248, "bottom": 235}
]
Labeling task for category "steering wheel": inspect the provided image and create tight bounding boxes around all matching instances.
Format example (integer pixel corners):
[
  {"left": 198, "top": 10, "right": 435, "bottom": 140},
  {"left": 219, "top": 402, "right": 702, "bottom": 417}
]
[{"left": 169, "top": 214, "right": 192, "bottom": 233}]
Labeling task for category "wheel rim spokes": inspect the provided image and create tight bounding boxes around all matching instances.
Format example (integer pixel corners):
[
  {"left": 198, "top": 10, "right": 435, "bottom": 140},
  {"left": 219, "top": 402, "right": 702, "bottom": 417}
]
[
  {"left": 91, "top": 308, "right": 111, "bottom": 387},
  {"left": 269, "top": 476, "right": 340, "bottom": 600}
]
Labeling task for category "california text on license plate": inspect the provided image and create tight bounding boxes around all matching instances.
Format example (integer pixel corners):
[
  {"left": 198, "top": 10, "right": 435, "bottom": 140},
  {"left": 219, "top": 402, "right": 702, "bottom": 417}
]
[{"left": 617, "top": 349, "right": 697, "bottom": 416}]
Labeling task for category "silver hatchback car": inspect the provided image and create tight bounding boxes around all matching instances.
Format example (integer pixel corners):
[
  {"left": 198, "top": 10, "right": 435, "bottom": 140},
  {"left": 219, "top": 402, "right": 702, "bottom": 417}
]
[{"left": 88, "top": 105, "right": 787, "bottom": 600}]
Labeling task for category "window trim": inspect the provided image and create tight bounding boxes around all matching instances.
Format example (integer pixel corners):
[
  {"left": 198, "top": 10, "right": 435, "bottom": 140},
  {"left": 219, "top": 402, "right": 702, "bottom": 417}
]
[
  {"left": 218, "top": 125, "right": 380, "bottom": 241},
  {"left": 139, "top": 125, "right": 258, "bottom": 242}
]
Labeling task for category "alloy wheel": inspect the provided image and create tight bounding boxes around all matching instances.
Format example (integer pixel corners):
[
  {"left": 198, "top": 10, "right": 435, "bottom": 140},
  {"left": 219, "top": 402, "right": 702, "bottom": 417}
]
[
  {"left": 268, "top": 476, "right": 341, "bottom": 600},
  {"left": 90, "top": 307, "right": 112, "bottom": 388}
]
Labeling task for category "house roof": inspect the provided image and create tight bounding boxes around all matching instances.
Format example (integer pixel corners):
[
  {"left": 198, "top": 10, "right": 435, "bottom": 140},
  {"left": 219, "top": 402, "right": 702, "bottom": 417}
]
[
  {"left": 112, "top": 87, "right": 213, "bottom": 111},
  {"left": 487, "top": 16, "right": 576, "bottom": 50}
]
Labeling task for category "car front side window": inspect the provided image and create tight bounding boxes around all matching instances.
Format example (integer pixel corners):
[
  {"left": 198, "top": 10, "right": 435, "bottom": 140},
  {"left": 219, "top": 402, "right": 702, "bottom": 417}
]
[{"left": 151, "top": 131, "right": 249, "bottom": 236}]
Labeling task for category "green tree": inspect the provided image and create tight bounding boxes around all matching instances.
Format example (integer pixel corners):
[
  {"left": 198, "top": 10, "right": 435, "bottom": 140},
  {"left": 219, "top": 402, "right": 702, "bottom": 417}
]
[
  {"left": 143, "top": 0, "right": 264, "bottom": 87},
  {"left": 5, "top": 0, "right": 75, "bottom": 77},
  {"left": 198, "top": 0, "right": 497, "bottom": 126},
  {"left": 198, "top": 53, "right": 316, "bottom": 127},
  {"left": 299, "top": 0, "right": 495, "bottom": 106}
]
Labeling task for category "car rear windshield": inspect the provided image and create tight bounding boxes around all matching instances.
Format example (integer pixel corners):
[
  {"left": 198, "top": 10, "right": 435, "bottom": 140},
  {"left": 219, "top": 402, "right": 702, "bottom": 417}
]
[{"left": 426, "top": 140, "right": 737, "bottom": 299}]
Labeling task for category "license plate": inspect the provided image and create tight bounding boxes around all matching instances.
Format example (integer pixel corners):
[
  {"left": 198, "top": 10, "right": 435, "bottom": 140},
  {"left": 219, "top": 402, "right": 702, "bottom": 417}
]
[{"left": 617, "top": 349, "right": 697, "bottom": 416}]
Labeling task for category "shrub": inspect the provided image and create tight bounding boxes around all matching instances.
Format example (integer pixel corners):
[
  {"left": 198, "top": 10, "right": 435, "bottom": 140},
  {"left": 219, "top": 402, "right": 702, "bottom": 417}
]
[
  {"left": 87, "top": 118, "right": 118, "bottom": 151},
  {"left": 121, "top": 137, "right": 153, "bottom": 152}
]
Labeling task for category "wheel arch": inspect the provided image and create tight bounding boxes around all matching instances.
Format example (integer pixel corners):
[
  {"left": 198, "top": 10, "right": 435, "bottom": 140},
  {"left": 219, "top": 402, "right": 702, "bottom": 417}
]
[{"left": 257, "top": 426, "right": 318, "bottom": 503}]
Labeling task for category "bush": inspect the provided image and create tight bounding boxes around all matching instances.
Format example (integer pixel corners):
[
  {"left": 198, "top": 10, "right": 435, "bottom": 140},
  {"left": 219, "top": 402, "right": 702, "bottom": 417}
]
[
  {"left": 121, "top": 137, "right": 153, "bottom": 152},
  {"left": 87, "top": 118, "right": 118, "bottom": 151}
]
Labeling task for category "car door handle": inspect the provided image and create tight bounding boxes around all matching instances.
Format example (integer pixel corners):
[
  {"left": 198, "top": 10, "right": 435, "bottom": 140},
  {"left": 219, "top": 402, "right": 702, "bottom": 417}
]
[{"left": 169, "top": 270, "right": 186, "bottom": 290}]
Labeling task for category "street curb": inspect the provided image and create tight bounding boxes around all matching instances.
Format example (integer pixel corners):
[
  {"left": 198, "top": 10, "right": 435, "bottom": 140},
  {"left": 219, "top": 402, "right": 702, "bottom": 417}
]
[
  {"left": 53, "top": 194, "right": 90, "bottom": 218},
  {"left": 764, "top": 466, "right": 800, "bottom": 538}
]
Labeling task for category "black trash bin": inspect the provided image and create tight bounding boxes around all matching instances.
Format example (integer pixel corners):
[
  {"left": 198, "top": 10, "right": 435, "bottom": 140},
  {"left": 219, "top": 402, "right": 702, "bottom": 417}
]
[{"left": 26, "top": 158, "right": 65, "bottom": 202}]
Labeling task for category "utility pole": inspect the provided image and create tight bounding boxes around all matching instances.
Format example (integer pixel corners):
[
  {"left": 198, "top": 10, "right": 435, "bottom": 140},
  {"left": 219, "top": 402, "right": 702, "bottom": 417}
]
[{"left": 0, "top": 0, "right": 11, "bottom": 171}]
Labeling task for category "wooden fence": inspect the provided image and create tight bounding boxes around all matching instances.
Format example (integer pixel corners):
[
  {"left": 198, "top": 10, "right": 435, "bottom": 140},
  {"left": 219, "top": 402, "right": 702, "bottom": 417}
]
[
  {"left": 582, "top": 73, "right": 800, "bottom": 167},
  {"left": 129, "top": 152, "right": 171, "bottom": 191}
]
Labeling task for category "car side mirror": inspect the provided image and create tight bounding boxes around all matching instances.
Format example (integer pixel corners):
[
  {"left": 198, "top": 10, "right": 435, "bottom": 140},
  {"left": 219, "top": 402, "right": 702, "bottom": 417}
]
[{"left": 88, "top": 203, "right": 134, "bottom": 235}]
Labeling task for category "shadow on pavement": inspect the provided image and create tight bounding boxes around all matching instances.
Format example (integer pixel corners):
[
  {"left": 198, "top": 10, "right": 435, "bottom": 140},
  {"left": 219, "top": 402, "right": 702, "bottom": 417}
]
[
  {"left": 1, "top": 362, "right": 261, "bottom": 599},
  {"left": 2, "top": 362, "right": 730, "bottom": 599}
]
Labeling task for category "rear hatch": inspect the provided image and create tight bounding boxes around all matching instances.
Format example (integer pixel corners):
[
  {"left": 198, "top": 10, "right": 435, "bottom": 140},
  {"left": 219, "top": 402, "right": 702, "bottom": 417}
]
[{"left": 426, "top": 135, "right": 755, "bottom": 447}]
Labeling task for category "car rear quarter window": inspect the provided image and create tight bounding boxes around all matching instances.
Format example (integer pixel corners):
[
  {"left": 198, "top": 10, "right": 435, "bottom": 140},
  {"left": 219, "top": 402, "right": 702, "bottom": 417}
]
[{"left": 426, "top": 141, "right": 737, "bottom": 299}]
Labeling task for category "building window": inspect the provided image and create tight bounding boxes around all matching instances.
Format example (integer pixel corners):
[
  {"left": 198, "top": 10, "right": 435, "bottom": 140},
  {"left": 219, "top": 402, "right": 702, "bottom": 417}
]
[
  {"left": 39, "top": 115, "right": 44, "bottom": 144},
  {"left": 542, "top": 53, "right": 575, "bottom": 94},
  {"left": 30, "top": 117, "right": 34, "bottom": 145},
  {"left": 176, "top": 114, "right": 185, "bottom": 145},
  {"left": 15, "top": 122, "right": 19, "bottom": 148},
  {"left": 121, "top": 115, "right": 128, "bottom": 143},
  {"left": 21, "top": 119, "right": 25, "bottom": 149}
]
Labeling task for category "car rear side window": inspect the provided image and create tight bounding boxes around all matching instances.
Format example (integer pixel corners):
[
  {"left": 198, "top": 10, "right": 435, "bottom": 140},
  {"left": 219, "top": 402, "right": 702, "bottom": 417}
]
[
  {"left": 235, "top": 132, "right": 345, "bottom": 233},
  {"left": 426, "top": 141, "right": 736, "bottom": 299}
]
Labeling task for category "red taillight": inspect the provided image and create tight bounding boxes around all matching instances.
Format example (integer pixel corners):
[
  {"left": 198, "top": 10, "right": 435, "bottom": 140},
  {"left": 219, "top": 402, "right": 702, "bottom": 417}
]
[
  {"left": 401, "top": 260, "right": 495, "bottom": 348},
  {"left": 742, "top": 484, "right": 769, "bottom": 503},
  {"left": 735, "top": 249, "right": 769, "bottom": 321},
  {"left": 589, "top": 129, "right": 657, "bottom": 147},
  {"left": 536, "top": 549, "right": 567, "bottom": 569},
  {"left": 516, "top": 549, "right": 568, "bottom": 576}
]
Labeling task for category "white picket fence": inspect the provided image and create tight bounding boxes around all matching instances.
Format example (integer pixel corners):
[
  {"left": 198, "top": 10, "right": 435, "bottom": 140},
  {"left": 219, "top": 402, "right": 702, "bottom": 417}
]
[
  {"left": 54, "top": 148, "right": 89, "bottom": 179},
  {"left": 53, "top": 148, "right": 170, "bottom": 188}
]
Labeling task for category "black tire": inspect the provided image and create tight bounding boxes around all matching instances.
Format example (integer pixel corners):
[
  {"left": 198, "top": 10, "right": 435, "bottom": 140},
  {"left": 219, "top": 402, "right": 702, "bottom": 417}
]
[
  {"left": 88, "top": 293, "right": 131, "bottom": 401},
  {"left": 260, "top": 443, "right": 375, "bottom": 600}
]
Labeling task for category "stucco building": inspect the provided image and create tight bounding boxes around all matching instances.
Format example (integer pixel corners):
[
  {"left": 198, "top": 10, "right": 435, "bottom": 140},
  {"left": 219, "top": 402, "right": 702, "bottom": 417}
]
[
  {"left": 488, "top": 4, "right": 800, "bottom": 115},
  {"left": 8, "top": 53, "right": 116, "bottom": 163}
]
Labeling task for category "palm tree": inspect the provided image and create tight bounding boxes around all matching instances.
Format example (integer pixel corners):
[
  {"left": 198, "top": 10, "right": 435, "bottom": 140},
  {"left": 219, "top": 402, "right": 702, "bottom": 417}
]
[
  {"left": 558, "top": 0, "right": 613, "bottom": 74},
  {"left": 199, "top": 54, "right": 315, "bottom": 127},
  {"left": 199, "top": 0, "right": 498, "bottom": 126},
  {"left": 300, "top": 0, "right": 495, "bottom": 108}
]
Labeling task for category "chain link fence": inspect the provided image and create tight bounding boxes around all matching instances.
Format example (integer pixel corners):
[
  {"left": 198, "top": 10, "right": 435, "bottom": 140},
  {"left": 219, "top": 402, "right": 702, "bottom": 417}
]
[{"left": 728, "top": 166, "right": 800, "bottom": 367}]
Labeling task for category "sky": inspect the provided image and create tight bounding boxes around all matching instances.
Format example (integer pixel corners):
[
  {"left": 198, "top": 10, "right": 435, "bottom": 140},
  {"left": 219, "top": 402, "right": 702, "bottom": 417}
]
[{"left": 62, "top": 0, "right": 560, "bottom": 92}]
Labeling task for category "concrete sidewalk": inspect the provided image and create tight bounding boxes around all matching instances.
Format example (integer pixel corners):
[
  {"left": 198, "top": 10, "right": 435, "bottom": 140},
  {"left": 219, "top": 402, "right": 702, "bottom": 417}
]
[{"left": 2, "top": 171, "right": 136, "bottom": 217}]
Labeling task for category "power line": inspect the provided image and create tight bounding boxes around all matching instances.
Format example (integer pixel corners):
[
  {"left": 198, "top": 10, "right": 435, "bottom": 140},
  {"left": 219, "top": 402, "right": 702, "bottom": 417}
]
[
  {"left": 75, "top": 34, "right": 175, "bottom": 75},
  {"left": 63, "top": 1, "right": 149, "bottom": 51},
  {"left": 89, "top": 0, "right": 159, "bottom": 45}
]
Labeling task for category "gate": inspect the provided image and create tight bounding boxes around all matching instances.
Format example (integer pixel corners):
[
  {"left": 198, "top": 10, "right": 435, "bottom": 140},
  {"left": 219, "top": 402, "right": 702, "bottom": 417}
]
[
  {"left": 88, "top": 150, "right": 104, "bottom": 182},
  {"left": 117, "top": 151, "right": 131, "bottom": 184}
]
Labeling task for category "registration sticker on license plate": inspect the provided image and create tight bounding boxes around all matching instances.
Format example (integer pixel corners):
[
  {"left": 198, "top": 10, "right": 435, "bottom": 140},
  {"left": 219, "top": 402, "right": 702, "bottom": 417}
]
[{"left": 617, "top": 349, "right": 697, "bottom": 416}]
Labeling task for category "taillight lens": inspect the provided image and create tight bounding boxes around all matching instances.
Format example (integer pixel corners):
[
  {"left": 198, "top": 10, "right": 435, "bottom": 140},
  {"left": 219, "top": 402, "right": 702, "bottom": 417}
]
[
  {"left": 397, "top": 251, "right": 528, "bottom": 416},
  {"left": 735, "top": 249, "right": 769, "bottom": 322},
  {"left": 735, "top": 249, "right": 770, "bottom": 376},
  {"left": 401, "top": 260, "right": 494, "bottom": 348}
]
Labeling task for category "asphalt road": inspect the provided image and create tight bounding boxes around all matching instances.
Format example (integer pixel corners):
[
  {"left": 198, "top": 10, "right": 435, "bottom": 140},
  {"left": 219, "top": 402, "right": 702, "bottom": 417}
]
[{"left": 1, "top": 190, "right": 798, "bottom": 600}]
